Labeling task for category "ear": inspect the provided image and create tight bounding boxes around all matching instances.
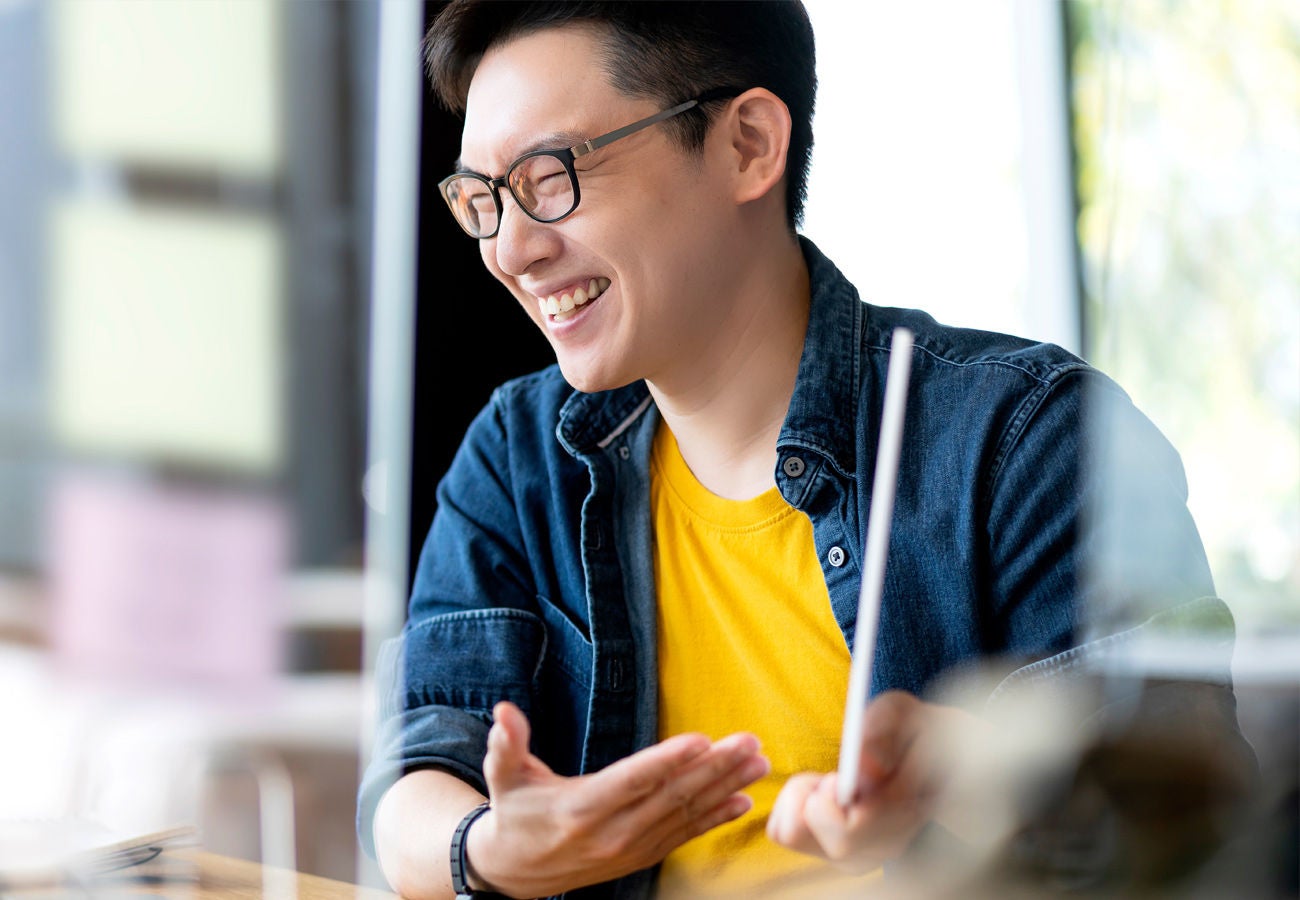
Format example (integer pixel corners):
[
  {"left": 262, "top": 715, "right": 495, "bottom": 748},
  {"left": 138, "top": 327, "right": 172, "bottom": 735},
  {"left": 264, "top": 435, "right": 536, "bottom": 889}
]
[{"left": 721, "top": 88, "right": 792, "bottom": 207}]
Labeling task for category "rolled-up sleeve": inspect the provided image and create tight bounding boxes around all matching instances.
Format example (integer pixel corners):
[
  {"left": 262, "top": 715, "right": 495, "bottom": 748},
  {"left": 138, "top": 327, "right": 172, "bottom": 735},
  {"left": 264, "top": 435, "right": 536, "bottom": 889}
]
[{"left": 355, "top": 607, "right": 547, "bottom": 859}]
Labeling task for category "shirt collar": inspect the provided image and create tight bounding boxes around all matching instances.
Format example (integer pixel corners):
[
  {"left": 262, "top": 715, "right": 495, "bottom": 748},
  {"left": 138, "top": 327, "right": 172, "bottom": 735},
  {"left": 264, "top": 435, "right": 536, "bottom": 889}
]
[{"left": 778, "top": 235, "right": 867, "bottom": 479}]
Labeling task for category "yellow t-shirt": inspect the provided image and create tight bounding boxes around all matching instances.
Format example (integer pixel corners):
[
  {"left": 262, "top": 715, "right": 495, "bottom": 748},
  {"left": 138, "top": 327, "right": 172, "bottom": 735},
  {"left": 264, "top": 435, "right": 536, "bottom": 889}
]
[{"left": 651, "top": 425, "right": 881, "bottom": 898}]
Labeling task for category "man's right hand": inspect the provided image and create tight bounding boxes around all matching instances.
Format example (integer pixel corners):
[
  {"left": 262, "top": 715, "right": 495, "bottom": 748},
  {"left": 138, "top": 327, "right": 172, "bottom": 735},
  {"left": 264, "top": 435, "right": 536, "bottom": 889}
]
[{"left": 465, "top": 700, "right": 769, "bottom": 898}]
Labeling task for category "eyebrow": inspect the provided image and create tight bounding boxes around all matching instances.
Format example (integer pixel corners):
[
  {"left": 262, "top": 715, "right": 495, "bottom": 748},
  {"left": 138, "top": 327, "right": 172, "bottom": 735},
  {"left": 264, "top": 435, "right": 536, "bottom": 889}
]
[{"left": 454, "top": 130, "right": 590, "bottom": 175}]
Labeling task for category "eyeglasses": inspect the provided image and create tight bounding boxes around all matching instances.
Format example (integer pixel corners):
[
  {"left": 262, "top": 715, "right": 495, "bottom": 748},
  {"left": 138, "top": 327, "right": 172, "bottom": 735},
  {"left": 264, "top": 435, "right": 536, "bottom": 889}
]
[{"left": 438, "top": 87, "right": 742, "bottom": 239}]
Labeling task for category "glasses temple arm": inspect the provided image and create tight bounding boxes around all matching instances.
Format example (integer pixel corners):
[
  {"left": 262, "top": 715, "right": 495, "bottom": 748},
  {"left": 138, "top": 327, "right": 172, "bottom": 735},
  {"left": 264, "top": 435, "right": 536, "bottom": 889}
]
[{"left": 571, "top": 98, "right": 701, "bottom": 158}]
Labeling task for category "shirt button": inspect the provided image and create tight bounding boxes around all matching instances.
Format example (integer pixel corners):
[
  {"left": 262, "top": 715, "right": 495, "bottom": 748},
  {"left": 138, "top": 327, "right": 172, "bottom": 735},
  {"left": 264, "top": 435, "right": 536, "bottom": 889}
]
[
  {"left": 782, "top": 456, "right": 806, "bottom": 478},
  {"left": 828, "top": 545, "right": 846, "bottom": 567},
  {"left": 618, "top": 445, "right": 630, "bottom": 460}
]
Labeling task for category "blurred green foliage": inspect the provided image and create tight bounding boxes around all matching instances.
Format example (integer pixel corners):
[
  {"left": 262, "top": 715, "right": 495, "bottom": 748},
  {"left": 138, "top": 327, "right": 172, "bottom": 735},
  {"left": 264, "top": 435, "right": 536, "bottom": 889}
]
[{"left": 1066, "top": 0, "right": 1300, "bottom": 628}]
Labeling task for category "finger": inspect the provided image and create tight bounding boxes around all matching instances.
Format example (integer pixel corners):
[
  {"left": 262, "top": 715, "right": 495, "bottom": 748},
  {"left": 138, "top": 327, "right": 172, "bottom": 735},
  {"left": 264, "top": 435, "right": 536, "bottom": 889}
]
[
  {"left": 829, "top": 758, "right": 931, "bottom": 868},
  {"left": 858, "top": 691, "right": 923, "bottom": 788},
  {"left": 483, "top": 701, "right": 539, "bottom": 793},
  {"left": 492, "top": 700, "right": 531, "bottom": 746},
  {"left": 877, "top": 726, "right": 939, "bottom": 812},
  {"left": 767, "top": 772, "right": 822, "bottom": 851},
  {"left": 856, "top": 698, "right": 944, "bottom": 815},
  {"left": 642, "top": 733, "right": 768, "bottom": 823},
  {"left": 585, "top": 731, "right": 712, "bottom": 808},
  {"left": 616, "top": 733, "right": 767, "bottom": 851},
  {"left": 803, "top": 775, "right": 853, "bottom": 860},
  {"left": 673, "top": 732, "right": 766, "bottom": 789}
]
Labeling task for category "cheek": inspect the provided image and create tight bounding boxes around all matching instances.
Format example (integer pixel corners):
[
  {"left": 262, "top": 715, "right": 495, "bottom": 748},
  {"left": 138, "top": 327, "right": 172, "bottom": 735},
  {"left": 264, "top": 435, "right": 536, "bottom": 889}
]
[{"left": 655, "top": 174, "right": 728, "bottom": 247}]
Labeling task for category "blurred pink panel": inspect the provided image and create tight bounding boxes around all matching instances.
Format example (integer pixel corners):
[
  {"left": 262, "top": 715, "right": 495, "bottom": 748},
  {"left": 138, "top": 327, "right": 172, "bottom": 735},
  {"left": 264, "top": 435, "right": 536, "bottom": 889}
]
[{"left": 47, "top": 471, "right": 290, "bottom": 693}]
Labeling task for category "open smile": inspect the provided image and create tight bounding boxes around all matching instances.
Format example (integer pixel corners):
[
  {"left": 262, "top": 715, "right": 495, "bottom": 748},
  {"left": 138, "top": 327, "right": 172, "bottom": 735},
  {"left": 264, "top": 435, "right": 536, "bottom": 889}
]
[{"left": 538, "top": 277, "right": 612, "bottom": 322}]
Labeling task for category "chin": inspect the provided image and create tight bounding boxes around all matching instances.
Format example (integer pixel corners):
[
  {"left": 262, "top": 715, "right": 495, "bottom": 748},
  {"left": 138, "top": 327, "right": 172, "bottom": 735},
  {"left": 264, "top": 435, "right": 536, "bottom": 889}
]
[
  {"left": 559, "top": 371, "right": 609, "bottom": 394},
  {"left": 557, "top": 360, "right": 630, "bottom": 395}
]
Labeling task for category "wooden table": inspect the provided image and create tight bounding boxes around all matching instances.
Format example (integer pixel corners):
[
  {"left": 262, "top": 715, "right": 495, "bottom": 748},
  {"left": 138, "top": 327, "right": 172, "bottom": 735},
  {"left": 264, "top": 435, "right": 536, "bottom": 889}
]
[
  {"left": 10, "top": 850, "right": 401, "bottom": 899},
  {"left": 170, "top": 851, "right": 399, "bottom": 900}
]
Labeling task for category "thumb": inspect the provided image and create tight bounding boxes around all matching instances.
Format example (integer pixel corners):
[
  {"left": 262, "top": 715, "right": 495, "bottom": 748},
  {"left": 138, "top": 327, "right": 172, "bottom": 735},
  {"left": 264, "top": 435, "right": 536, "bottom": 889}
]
[
  {"left": 859, "top": 691, "right": 920, "bottom": 785},
  {"left": 860, "top": 727, "right": 902, "bottom": 785},
  {"left": 483, "top": 700, "right": 541, "bottom": 794}
]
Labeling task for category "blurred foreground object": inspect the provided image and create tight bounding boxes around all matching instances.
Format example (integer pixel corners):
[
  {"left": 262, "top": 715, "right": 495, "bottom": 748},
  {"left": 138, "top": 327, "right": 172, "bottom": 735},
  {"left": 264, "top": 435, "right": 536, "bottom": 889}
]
[
  {"left": 0, "top": 821, "right": 198, "bottom": 891},
  {"left": 893, "top": 597, "right": 1274, "bottom": 898}
]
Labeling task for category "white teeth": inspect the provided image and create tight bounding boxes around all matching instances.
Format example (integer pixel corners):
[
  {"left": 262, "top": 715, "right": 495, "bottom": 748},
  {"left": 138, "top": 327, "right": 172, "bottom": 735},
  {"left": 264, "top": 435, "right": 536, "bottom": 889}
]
[{"left": 538, "top": 278, "right": 612, "bottom": 319}]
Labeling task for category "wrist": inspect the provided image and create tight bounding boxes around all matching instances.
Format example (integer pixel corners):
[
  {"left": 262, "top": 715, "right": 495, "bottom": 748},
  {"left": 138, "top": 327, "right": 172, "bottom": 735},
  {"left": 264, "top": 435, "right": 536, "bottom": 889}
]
[
  {"left": 462, "top": 807, "right": 503, "bottom": 894},
  {"left": 450, "top": 802, "right": 508, "bottom": 898}
]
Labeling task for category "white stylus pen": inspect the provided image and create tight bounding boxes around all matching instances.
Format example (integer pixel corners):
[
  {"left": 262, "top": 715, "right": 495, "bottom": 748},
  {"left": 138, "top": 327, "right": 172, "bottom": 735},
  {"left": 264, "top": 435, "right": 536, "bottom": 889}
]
[{"left": 836, "top": 326, "right": 914, "bottom": 808}]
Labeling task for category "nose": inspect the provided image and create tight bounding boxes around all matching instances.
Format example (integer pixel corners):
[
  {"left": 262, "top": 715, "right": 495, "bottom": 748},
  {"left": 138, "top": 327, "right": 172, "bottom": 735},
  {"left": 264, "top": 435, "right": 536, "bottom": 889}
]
[{"left": 490, "top": 191, "right": 557, "bottom": 278}]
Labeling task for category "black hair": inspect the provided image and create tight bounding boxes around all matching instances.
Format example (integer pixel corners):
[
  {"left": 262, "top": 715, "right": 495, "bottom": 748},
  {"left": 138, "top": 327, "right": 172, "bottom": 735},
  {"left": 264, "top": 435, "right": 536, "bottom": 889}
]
[{"left": 424, "top": 1, "right": 817, "bottom": 230}]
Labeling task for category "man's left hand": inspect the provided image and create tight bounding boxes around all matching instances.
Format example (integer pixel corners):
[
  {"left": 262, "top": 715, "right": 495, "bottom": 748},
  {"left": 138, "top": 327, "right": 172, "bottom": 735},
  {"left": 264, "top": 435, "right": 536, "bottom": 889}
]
[{"left": 766, "top": 690, "right": 968, "bottom": 870}]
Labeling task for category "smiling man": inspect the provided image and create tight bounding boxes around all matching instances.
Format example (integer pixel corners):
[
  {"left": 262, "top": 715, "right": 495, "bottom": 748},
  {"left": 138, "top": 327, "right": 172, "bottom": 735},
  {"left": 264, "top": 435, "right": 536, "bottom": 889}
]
[{"left": 357, "top": 3, "right": 1252, "bottom": 899}]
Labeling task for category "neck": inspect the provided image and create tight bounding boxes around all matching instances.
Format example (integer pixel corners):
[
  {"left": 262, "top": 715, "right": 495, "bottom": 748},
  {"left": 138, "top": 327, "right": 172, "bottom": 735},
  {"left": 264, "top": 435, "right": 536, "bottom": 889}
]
[{"left": 647, "top": 232, "right": 809, "bottom": 500}]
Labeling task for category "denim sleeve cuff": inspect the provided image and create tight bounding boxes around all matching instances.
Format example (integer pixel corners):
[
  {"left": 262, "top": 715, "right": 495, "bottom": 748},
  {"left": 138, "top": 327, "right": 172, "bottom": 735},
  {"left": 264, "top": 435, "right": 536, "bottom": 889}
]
[
  {"left": 356, "top": 608, "right": 548, "bottom": 860},
  {"left": 356, "top": 703, "right": 493, "bottom": 860},
  {"left": 987, "top": 595, "right": 1236, "bottom": 706}
]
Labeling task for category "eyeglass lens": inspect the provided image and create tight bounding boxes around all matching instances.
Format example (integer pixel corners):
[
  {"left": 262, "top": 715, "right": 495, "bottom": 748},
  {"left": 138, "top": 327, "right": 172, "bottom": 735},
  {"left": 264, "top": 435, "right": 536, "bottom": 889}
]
[
  {"left": 445, "top": 153, "right": 576, "bottom": 237},
  {"left": 443, "top": 177, "right": 498, "bottom": 237}
]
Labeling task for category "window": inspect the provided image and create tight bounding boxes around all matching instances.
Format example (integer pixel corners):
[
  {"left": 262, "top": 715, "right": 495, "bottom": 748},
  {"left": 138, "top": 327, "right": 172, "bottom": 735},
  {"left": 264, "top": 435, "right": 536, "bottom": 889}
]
[{"left": 1067, "top": 0, "right": 1300, "bottom": 633}]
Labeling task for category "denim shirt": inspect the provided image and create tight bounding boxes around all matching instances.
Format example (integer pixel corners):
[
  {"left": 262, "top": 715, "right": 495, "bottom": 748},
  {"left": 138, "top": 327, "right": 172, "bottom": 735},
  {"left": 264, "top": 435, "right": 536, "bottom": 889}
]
[{"left": 357, "top": 237, "right": 1223, "bottom": 898}]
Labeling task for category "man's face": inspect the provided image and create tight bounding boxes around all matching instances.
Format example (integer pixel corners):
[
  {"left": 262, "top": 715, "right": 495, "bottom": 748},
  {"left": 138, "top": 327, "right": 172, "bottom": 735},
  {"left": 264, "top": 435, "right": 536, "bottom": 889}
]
[{"left": 458, "top": 25, "right": 740, "bottom": 393}]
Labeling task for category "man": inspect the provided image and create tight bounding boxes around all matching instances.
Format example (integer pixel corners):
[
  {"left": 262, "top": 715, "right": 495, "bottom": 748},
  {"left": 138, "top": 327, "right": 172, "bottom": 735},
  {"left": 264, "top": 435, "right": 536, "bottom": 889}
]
[{"left": 358, "top": 3, "right": 1253, "bottom": 898}]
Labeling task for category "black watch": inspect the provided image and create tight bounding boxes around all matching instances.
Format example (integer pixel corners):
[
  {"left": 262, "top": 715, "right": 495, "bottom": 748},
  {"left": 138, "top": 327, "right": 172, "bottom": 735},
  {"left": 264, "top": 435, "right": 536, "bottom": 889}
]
[{"left": 449, "top": 801, "right": 497, "bottom": 899}]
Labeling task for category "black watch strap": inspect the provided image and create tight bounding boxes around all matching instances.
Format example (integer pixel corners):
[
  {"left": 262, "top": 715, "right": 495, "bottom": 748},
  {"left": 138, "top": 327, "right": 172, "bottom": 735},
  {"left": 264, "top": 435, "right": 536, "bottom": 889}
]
[{"left": 450, "top": 801, "right": 493, "bottom": 899}]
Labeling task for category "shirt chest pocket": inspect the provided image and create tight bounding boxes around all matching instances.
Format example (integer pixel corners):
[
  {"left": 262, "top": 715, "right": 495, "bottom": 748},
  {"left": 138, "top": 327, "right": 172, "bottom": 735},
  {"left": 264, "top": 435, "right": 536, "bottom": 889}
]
[{"left": 536, "top": 593, "right": 594, "bottom": 689}]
